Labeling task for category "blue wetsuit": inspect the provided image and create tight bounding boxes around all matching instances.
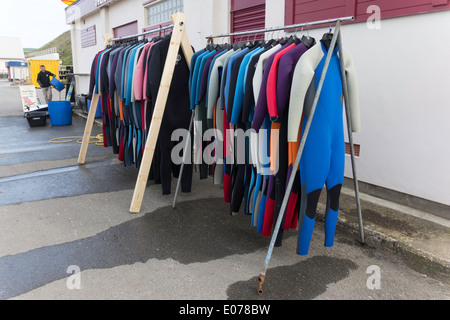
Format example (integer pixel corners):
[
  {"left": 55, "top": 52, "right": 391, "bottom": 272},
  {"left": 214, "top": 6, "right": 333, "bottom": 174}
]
[{"left": 288, "top": 41, "right": 361, "bottom": 256}]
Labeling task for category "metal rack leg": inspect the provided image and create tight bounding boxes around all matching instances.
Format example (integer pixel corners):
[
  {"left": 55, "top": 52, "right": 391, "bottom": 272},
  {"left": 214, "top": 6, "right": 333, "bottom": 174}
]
[
  {"left": 173, "top": 110, "right": 195, "bottom": 209},
  {"left": 336, "top": 32, "right": 365, "bottom": 244}
]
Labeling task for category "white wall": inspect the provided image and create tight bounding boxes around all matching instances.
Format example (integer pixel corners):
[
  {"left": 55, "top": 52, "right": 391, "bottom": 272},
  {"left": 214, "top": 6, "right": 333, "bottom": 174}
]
[
  {"left": 340, "top": 11, "right": 450, "bottom": 206},
  {"left": 108, "top": 0, "right": 145, "bottom": 32},
  {"left": 0, "top": 59, "right": 9, "bottom": 74},
  {"left": 265, "top": 0, "right": 285, "bottom": 31},
  {"left": 184, "top": 0, "right": 230, "bottom": 51}
]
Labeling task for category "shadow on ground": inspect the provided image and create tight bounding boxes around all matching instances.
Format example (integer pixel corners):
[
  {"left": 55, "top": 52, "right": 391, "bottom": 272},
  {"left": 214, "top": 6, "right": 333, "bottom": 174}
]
[
  {"left": 226, "top": 255, "right": 358, "bottom": 300},
  {"left": 0, "top": 198, "right": 292, "bottom": 299}
]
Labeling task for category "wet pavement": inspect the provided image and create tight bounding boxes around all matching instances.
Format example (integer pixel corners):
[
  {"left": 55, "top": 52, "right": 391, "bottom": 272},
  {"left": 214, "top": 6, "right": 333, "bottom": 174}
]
[{"left": 0, "top": 80, "right": 448, "bottom": 300}]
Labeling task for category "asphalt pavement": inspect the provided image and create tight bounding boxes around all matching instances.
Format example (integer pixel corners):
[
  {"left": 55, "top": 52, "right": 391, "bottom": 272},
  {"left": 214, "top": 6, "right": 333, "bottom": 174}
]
[{"left": 0, "top": 79, "right": 448, "bottom": 301}]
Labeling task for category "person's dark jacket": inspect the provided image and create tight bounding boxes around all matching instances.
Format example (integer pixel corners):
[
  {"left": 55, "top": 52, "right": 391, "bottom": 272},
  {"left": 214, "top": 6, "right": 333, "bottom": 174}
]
[{"left": 37, "top": 71, "right": 55, "bottom": 88}]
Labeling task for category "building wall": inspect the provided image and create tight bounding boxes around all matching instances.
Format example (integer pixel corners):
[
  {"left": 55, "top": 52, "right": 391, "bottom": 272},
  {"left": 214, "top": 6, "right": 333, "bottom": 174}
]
[
  {"left": 69, "top": 0, "right": 228, "bottom": 93},
  {"left": 0, "top": 37, "right": 25, "bottom": 60},
  {"left": 69, "top": 0, "right": 145, "bottom": 94},
  {"left": 184, "top": 0, "right": 230, "bottom": 51},
  {"left": 0, "top": 37, "right": 26, "bottom": 74},
  {"left": 338, "top": 11, "right": 450, "bottom": 207},
  {"left": 0, "top": 59, "right": 9, "bottom": 74}
]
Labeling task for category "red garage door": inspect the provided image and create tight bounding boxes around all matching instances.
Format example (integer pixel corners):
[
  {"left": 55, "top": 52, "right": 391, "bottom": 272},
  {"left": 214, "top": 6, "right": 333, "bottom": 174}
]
[
  {"left": 113, "top": 21, "right": 139, "bottom": 41},
  {"left": 231, "top": 0, "right": 266, "bottom": 43},
  {"left": 285, "top": 0, "right": 450, "bottom": 26}
]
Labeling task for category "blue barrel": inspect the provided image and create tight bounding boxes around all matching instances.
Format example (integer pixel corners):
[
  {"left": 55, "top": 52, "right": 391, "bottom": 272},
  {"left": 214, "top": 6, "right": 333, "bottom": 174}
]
[
  {"left": 50, "top": 78, "right": 65, "bottom": 92},
  {"left": 87, "top": 99, "right": 103, "bottom": 118},
  {"left": 48, "top": 101, "right": 72, "bottom": 126}
]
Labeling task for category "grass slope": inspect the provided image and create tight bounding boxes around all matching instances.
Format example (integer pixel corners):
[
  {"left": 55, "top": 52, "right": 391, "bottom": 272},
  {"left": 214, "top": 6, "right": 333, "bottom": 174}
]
[{"left": 32, "top": 31, "right": 73, "bottom": 65}]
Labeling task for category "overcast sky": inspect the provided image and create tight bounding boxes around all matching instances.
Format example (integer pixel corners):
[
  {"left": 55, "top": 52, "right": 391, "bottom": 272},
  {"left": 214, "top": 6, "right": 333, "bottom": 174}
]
[{"left": 0, "top": 0, "right": 71, "bottom": 49}]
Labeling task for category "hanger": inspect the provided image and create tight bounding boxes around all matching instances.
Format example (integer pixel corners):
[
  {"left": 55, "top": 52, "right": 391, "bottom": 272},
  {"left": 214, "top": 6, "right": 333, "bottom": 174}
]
[
  {"left": 232, "top": 37, "right": 240, "bottom": 50},
  {"left": 280, "top": 35, "right": 290, "bottom": 45},
  {"left": 321, "top": 28, "right": 334, "bottom": 49},
  {"left": 206, "top": 42, "right": 215, "bottom": 51},
  {"left": 301, "top": 35, "right": 315, "bottom": 48}
]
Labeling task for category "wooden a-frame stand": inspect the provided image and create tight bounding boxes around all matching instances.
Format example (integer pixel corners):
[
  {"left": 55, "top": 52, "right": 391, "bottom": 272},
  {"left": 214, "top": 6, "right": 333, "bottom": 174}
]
[{"left": 77, "top": 13, "right": 194, "bottom": 214}]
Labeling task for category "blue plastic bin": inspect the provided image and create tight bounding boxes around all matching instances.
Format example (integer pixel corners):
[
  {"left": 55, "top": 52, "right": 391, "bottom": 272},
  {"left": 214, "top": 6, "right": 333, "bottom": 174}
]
[
  {"left": 50, "top": 78, "right": 65, "bottom": 92},
  {"left": 87, "top": 99, "right": 103, "bottom": 118},
  {"left": 48, "top": 101, "right": 72, "bottom": 126}
]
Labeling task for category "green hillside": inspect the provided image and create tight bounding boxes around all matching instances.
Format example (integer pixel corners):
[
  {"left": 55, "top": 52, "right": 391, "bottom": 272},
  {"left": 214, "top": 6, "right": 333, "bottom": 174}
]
[
  {"left": 32, "top": 31, "right": 73, "bottom": 65},
  {"left": 23, "top": 48, "right": 37, "bottom": 54}
]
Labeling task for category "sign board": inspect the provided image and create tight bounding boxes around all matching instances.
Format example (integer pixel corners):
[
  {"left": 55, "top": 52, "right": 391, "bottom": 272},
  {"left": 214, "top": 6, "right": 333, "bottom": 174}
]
[
  {"left": 66, "top": 0, "right": 115, "bottom": 24},
  {"left": 19, "top": 85, "right": 44, "bottom": 113}
]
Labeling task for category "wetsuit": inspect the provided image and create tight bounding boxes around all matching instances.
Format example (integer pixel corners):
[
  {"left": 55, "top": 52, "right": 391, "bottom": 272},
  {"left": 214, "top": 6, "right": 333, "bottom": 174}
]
[
  {"left": 288, "top": 41, "right": 360, "bottom": 255},
  {"left": 147, "top": 35, "right": 193, "bottom": 195}
]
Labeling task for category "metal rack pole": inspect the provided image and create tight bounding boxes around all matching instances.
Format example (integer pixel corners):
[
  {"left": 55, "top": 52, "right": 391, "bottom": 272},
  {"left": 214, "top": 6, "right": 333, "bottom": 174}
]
[
  {"left": 173, "top": 110, "right": 195, "bottom": 209},
  {"left": 110, "top": 24, "right": 174, "bottom": 42},
  {"left": 337, "top": 32, "right": 365, "bottom": 244},
  {"left": 206, "top": 16, "right": 354, "bottom": 39}
]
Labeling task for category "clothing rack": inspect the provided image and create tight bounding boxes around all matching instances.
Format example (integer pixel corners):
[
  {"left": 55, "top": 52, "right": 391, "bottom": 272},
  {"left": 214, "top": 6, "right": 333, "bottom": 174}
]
[
  {"left": 171, "top": 16, "right": 365, "bottom": 295},
  {"left": 77, "top": 13, "right": 365, "bottom": 296},
  {"left": 77, "top": 13, "right": 195, "bottom": 214}
]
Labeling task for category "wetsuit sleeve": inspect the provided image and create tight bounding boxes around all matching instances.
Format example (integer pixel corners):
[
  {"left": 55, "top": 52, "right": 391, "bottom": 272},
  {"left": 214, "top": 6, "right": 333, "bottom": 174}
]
[
  {"left": 88, "top": 53, "right": 99, "bottom": 95},
  {"left": 266, "top": 44, "right": 295, "bottom": 122},
  {"left": 341, "top": 48, "right": 361, "bottom": 133},
  {"left": 251, "top": 51, "right": 279, "bottom": 132},
  {"left": 241, "top": 53, "right": 261, "bottom": 123},
  {"left": 207, "top": 50, "right": 234, "bottom": 120},
  {"left": 287, "top": 44, "right": 323, "bottom": 142}
]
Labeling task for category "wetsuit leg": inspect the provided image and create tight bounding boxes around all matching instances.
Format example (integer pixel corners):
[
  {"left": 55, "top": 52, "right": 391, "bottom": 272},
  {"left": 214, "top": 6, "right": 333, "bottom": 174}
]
[
  {"left": 251, "top": 172, "right": 262, "bottom": 227},
  {"left": 323, "top": 105, "right": 345, "bottom": 247},
  {"left": 273, "top": 112, "right": 289, "bottom": 247},
  {"left": 256, "top": 175, "right": 269, "bottom": 234},
  {"left": 247, "top": 165, "right": 256, "bottom": 217},
  {"left": 297, "top": 104, "right": 332, "bottom": 255},
  {"left": 213, "top": 100, "right": 224, "bottom": 185},
  {"left": 223, "top": 107, "right": 232, "bottom": 203},
  {"left": 262, "top": 175, "right": 276, "bottom": 237},
  {"left": 230, "top": 122, "right": 247, "bottom": 215}
]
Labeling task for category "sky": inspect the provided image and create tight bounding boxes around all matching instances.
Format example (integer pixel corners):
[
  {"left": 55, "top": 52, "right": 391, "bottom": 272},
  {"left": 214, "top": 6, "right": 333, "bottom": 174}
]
[{"left": 0, "top": 0, "right": 71, "bottom": 49}]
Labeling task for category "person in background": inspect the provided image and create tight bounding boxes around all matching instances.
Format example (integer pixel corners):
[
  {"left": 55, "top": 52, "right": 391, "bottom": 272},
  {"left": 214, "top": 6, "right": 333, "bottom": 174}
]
[{"left": 37, "top": 65, "right": 56, "bottom": 103}]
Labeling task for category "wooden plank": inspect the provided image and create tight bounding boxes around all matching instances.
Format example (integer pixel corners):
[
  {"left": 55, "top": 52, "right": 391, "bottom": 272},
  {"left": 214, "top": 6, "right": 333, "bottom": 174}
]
[
  {"left": 180, "top": 28, "right": 194, "bottom": 70},
  {"left": 78, "top": 93, "right": 100, "bottom": 164},
  {"left": 129, "top": 12, "right": 188, "bottom": 213},
  {"left": 103, "top": 33, "right": 113, "bottom": 47}
]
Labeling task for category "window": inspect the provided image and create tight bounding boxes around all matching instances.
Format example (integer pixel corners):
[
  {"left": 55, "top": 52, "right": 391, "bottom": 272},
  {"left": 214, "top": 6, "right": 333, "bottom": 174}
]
[
  {"left": 285, "top": 0, "right": 450, "bottom": 27},
  {"left": 113, "top": 21, "right": 138, "bottom": 40},
  {"left": 145, "top": 0, "right": 184, "bottom": 26},
  {"left": 81, "top": 25, "right": 96, "bottom": 48}
]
